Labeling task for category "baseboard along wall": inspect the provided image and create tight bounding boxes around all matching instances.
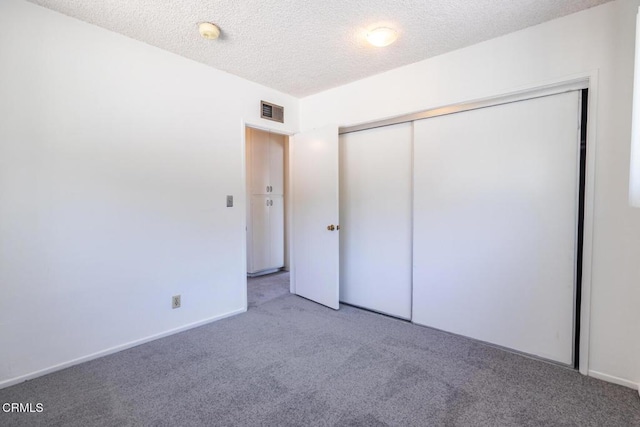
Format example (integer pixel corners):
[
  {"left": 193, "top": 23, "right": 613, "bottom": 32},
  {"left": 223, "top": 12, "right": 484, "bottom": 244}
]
[{"left": 0, "top": 308, "right": 246, "bottom": 390}]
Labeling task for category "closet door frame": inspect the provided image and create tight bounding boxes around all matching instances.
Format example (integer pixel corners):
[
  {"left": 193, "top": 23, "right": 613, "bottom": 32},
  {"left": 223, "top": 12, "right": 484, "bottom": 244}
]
[{"left": 338, "top": 73, "right": 598, "bottom": 376}]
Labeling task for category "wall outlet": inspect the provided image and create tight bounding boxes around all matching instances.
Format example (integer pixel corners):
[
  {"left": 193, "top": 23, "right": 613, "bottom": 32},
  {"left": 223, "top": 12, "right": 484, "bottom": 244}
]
[{"left": 172, "top": 295, "right": 181, "bottom": 309}]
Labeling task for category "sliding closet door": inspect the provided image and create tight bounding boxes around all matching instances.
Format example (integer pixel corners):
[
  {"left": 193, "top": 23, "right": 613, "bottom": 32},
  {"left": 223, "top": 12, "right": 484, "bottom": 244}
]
[
  {"left": 339, "top": 122, "right": 412, "bottom": 319},
  {"left": 413, "top": 91, "right": 581, "bottom": 365}
]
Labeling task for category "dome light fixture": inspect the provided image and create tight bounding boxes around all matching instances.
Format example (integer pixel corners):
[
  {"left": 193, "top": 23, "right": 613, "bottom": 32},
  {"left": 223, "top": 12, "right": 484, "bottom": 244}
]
[
  {"left": 198, "top": 22, "right": 220, "bottom": 40},
  {"left": 366, "top": 27, "right": 398, "bottom": 47}
]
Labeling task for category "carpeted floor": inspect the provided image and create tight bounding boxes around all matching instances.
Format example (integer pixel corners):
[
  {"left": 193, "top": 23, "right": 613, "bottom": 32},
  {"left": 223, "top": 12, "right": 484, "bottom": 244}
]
[
  {"left": 1, "top": 271, "right": 639, "bottom": 426},
  {"left": 247, "top": 270, "right": 290, "bottom": 308}
]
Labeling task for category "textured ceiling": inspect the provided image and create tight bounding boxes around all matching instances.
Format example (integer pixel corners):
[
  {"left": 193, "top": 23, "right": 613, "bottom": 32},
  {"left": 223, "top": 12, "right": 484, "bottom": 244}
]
[{"left": 26, "top": 0, "right": 612, "bottom": 97}]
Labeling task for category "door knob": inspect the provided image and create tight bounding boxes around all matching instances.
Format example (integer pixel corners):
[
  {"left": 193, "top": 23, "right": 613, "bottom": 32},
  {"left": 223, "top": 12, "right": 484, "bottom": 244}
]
[{"left": 327, "top": 225, "right": 335, "bottom": 231}]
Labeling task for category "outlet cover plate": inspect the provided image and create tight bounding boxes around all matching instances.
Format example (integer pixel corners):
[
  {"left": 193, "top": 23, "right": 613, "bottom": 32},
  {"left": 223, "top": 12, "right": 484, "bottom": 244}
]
[{"left": 172, "top": 295, "right": 181, "bottom": 309}]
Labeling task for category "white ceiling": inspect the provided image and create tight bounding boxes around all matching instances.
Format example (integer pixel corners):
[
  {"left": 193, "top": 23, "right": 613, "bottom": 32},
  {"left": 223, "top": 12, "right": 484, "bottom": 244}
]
[{"left": 26, "top": 0, "right": 612, "bottom": 97}]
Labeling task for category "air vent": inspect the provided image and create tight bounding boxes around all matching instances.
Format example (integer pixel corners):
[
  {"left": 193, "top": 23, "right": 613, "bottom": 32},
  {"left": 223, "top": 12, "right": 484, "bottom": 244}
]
[{"left": 261, "top": 101, "right": 284, "bottom": 123}]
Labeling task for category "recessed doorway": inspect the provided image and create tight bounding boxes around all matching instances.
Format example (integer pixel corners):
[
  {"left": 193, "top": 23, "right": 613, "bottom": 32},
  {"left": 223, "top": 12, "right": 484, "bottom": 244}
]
[{"left": 244, "top": 126, "right": 291, "bottom": 308}]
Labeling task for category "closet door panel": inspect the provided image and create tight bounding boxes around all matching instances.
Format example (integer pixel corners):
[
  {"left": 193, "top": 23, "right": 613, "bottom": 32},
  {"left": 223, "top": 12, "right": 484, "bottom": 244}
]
[
  {"left": 250, "top": 129, "right": 270, "bottom": 195},
  {"left": 269, "top": 196, "right": 285, "bottom": 268},
  {"left": 412, "top": 91, "right": 580, "bottom": 365},
  {"left": 339, "top": 122, "right": 413, "bottom": 319},
  {"left": 250, "top": 195, "right": 271, "bottom": 272},
  {"left": 269, "top": 133, "right": 285, "bottom": 195}
]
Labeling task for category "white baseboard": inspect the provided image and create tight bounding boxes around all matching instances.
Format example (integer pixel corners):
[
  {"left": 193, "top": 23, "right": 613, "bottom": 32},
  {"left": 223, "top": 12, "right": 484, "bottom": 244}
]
[
  {"left": 0, "top": 307, "right": 246, "bottom": 390},
  {"left": 588, "top": 370, "right": 639, "bottom": 390}
]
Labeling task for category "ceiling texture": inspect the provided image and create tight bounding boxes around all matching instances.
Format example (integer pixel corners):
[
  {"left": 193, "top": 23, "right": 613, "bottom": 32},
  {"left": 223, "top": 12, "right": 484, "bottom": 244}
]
[{"left": 27, "top": 0, "right": 612, "bottom": 97}]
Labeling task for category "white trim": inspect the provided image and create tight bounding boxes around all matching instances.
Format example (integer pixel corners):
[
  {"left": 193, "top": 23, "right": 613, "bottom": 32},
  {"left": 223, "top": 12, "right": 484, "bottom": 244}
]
[
  {"left": 283, "top": 135, "right": 291, "bottom": 272},
  {"left": 288, "top": 134, "right": 297, "bottom": 294},
  {"left": 339, "top": 77, "right": 589, "bottom": 134},
  {"left": 628, "top": 7, "right": 640, "bottom": 206},
  {"left": 0, "top": 308, "right": 246, "bottom": 390},
  {"left": 589, "top": 370, "right": 639, "bottom": 390},
  {"left": 243, "top": 121, "right": 295, "bottom": 136},
  {"left": 241, "top": 120, "right": 249, "bottom": 311},
  {"left": 287, "top": 135, "right": 296, "bottom": 293},
  {"left": 578, "top": 70, "right": 599, "bottom": 376}
]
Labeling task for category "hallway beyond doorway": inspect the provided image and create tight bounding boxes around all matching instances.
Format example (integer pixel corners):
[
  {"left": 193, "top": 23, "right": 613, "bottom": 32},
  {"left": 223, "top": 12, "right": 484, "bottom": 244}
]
[{"left": 247, "top": 271, "right": 289, "bottom": 308}]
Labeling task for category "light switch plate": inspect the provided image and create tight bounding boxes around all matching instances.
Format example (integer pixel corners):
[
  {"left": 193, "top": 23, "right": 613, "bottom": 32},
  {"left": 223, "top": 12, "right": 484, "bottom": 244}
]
[{"left": 227, "top": 195, "right": 233, "bottom": 207}]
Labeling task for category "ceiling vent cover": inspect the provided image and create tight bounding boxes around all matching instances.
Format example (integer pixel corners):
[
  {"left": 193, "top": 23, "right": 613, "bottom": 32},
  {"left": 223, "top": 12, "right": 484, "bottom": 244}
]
[{"left": 261, "top": 101, "right": 284, "bottom": 123}]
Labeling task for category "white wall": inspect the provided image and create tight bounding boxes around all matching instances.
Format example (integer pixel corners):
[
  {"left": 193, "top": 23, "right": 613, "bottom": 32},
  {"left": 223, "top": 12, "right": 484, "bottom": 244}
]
[
  {"left": 301, "top": 0, "right": 640, "bottom": 388},
  {"left": 0, "top": 0, "right": 298, "bottom": 387}
]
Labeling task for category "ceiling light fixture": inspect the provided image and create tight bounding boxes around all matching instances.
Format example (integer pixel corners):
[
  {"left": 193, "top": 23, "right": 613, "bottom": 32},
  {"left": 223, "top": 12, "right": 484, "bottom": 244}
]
[
  {"left": 366, "top": 27, "right": 398, "bottom": 47},
  {"left": 198, "top": 22, "right": 220, "bottom": 40}
]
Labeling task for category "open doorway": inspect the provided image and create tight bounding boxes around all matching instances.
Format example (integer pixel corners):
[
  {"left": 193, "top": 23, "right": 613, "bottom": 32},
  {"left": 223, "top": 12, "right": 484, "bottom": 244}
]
[{"left": 245, "top": 126, "right": 291, "bottom": 308}]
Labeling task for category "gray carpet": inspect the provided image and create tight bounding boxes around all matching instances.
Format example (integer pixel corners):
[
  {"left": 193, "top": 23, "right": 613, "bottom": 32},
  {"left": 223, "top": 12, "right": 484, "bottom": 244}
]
[
  {"left": 1, "top": 272, "right": 639, "bottom": 426},
  {"left": 247, "top": 270, "right": 290, "bottom": 308}
]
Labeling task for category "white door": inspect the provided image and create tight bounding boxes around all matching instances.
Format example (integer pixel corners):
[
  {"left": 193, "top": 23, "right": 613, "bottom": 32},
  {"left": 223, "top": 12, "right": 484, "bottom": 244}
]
[
  {"left": 291, "top": 126, "right": 340, "bottom": 310},
  {"left": 412, "top": 91, "right": 581, "bottom": 365},
  {"left": 339, "top": 122, "right": 413, "bottom": 319}
]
